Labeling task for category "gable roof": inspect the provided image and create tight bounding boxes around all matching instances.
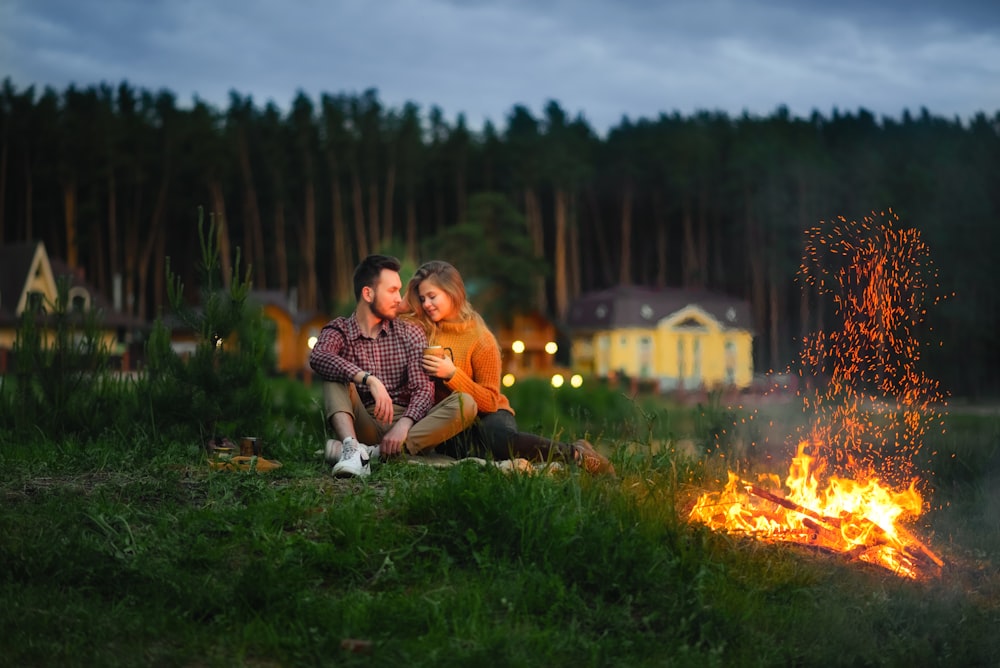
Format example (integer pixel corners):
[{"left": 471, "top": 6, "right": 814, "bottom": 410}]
[
  {"left": 0, "top": 241, "right": 41, "bottom": 320},
  {"left": 0, "top": 241, "right": 146, "bottom": 329},
  {"left": 566, "top": 285, "right": 753, "bottom": 332}
]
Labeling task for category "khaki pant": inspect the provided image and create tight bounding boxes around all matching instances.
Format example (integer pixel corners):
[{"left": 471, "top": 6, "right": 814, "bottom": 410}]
[{"left": 323, "top": 382, "right": 477, "bottom": 455}]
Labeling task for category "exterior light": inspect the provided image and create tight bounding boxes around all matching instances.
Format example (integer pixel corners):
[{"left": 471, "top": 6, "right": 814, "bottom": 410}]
[
  {"left": 308, "top": 336, "right": 318, "bottom": 349},
  {"left": 570, "top": 374, "right": 583, "bottom": 388},
  {"left": 544, "top": 341, "right": 558, "bottom": 355},
  {"left": 215, "top": 337, "right": 224, "bottom": 349},
  {"left": 551, "top": 373, "right": 565, "bottom": 388},
  {"left": 512, "top": 340, "right": 525, "bottom": 354},
  {"left": 502, "top": 373, "right": 516, "bottom": 388}
]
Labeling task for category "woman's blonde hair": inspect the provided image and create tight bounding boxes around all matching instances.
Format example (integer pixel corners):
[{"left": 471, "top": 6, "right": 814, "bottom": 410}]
[{"left": 404, "top": 260, "right": 485, "bottom": 339}]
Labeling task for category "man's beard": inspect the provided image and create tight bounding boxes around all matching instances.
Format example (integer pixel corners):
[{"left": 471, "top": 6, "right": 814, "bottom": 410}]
[{"left": 370, "top": 300, "right": 397, "bottom": 321}]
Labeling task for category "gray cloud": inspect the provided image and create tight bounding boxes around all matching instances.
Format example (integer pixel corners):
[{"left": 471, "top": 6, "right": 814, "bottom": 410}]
[{"left": 2, "top": 0, "right": 997, "bottom": 133}]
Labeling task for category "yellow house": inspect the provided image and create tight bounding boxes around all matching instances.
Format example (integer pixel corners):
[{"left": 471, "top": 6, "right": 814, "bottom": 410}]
[
  {"left": 567, "top": 286, "right": 754, "bottom": 391},
  {"left": 0, "top": 241, "right": 146, "bottom": 370}
]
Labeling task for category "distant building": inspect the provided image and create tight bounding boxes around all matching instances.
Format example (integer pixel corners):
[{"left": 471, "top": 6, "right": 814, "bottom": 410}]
[
  {"left": 566, "top": 285, "right": 755, "bottom": 391},
  {"left": 250, "top": 290, "right": 329, "bottom": 377},
  {"left": 0, "top": 241, "right": 146, "bottom": 371},
  {"left": 494, "top": 311, "right": 563, "bottom": 379}
]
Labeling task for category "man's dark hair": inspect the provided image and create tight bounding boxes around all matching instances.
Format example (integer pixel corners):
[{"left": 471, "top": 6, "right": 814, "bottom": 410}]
[{"left": 353, "top": 254, "right": 401, "bottom": 301}]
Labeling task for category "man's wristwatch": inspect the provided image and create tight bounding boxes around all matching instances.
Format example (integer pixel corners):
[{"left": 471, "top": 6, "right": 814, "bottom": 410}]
[{"left": 361, "top": 372, "right": 371, "bottom": 386}]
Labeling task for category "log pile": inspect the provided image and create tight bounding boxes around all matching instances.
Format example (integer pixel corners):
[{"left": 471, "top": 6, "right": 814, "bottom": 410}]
[{"left": 742, "top": 481, "right": 944, "bottom": 579}]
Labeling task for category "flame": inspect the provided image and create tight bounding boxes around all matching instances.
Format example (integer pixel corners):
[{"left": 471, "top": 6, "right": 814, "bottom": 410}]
[
  {"left": 688, "top": 210, "right": 947, "bottom": 579},
  {"left": 689, "top": 441, "right": 940, "bottom": 579}
]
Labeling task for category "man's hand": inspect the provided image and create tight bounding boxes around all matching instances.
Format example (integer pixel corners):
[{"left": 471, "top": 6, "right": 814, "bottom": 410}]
[
  {"left": 380, "top": 418, "right": 413, "bottom": 457},
  {"left": 367, "top": 376, "right": 394, "bottom": 424}
]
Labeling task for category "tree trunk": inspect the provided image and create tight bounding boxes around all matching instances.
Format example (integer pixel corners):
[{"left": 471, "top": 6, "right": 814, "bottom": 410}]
[
  {"left": 23, "top": 157, "right": 33, "bottom": 242},
  {"left": 351, "top": 170, "right": 368, "bottom": 258},
  {"left": 0, "top": 132, "right": 7, "bottom": 241},
  {"left": 434, "top": 182, "right": 446, "bottom": 234},
  {"left": 769, "top": 273, "right": 781, "bottom": 369},
  {"left": 405, "top": 196, "right": 417, "bottom": 262},
  {"left": 569, "top": 194, "right": 581, "bottom": 302},
  {"left": 585, "top": 185, "right": 614, "bottom": 286},
  {"left": 745, "top": 187, "right": 768, "bottom": 370},
  {"left": 652, "top": 191, "right": 667, "bottom": 287},
  {"left": 553, "top": 189, "right": 569, "bottom": 319},
  {"left": 105, "top": 172, "right": 118, "bottom": 295},
  {"left": 619, "top": 182, "right": 633, "bottom": 285},
  {"left": 299, "top": 180, "right": 318, "bottom": 311},
  {"left": 331, "top": 175, "right": 352, "bottom": 306},
  {"left": 680, "top": 198, "right": 698, "bottom": 288},
  {"left": 274, "top": 204, "right": 289, "bottom": 293},
  {"left": 697, "top": 185, "right": 709, "bottom": 287},
  {"left": 153, "top": 232, "right": 166, "bottom": 317},
  {"left": 124, "top": 188, "right": 140, "bottom": 316},
  {"left": 524, "top": 188, "right": 546, "bottom": 312},
  {"left": 137, "top": 170, "right": 169, "bottom": 319},
  {"left": 63, "top": 178, "right": 78, "bottom": 268},
  {"left": 367, "top": 182, "right": 380, "bottom": 253},
  {"left": 237, "top": 131, "right": 266, "bottom": 287},
  {"left": 209, "top": 180, "right": 232, "bottom": 289},
  {"left": 382, "top": 162, "right": 395, "bottom": 247},
  {"left": 455, "top": 168, "right": 466, "bottom": 226}
]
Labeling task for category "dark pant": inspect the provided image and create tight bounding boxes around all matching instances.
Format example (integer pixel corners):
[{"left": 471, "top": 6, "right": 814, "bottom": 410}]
[{"left": 437, "top": 409, "right": 574, "bottom": 462}]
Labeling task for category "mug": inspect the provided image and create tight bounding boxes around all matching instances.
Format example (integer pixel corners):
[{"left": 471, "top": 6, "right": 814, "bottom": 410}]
[
  {"left": 424, "top": 345, "right": 453, "bottom": 360},
  {"left": 240, "top": 436, "right": 261, "bottom": 457}
]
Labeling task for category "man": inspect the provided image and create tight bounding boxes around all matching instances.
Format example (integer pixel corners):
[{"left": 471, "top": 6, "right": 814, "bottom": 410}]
[{"left": 309, "top": 254, "right": 476, "bottom": 477}]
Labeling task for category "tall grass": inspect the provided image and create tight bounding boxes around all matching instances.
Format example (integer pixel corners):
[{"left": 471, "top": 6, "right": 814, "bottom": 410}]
[{"left": 2, "top": 397, "right": 998, "bottom": 666}]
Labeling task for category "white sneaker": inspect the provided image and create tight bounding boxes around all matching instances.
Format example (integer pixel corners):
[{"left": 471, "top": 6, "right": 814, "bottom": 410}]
[{"left": 332, "top": 438, "right": 371, "bottom": 478}]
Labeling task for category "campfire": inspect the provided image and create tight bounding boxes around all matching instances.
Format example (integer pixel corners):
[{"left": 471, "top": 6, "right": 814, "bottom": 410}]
[
  {"left": 689, "top": 442, "right": 944, "bottom": 579},
  {"left": 688, "top": 210, "right": 948, "bottom": 579}
]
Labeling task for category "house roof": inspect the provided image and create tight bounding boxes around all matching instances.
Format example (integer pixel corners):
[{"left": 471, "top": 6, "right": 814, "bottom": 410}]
[
  {"left": 566, "top": 285, "right": 753, "bottom": 332},
  {"left": 0, "top": 241, "right": 146, "bottom": 329},
  {"left": 0, "top": 242, "right": 39, "bottom": 320}
]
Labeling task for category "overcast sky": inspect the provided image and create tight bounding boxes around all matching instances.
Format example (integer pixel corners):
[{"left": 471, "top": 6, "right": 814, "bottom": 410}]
[{"left": 3, "top": 0, "right": 998, "bottom": 134}]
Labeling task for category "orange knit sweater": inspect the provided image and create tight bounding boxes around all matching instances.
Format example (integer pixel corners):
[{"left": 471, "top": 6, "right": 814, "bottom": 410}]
[{"left": 431, "top": 318, "right": 513, "bottom": 415}]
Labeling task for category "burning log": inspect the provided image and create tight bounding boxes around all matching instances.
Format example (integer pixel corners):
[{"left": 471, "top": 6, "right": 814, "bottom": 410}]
[{"left": 742, "top": 481, "right": 943, "bottom": 578}]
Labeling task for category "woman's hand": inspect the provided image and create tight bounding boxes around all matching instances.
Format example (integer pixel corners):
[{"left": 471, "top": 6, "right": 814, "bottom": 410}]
[{"left": 422, "top": 352, "right": 456, "bottom": 380}]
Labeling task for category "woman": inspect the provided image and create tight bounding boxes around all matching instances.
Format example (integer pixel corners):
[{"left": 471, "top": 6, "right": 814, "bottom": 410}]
[{"left": 403, "top": 260, "right": 614, "bottom": 475}]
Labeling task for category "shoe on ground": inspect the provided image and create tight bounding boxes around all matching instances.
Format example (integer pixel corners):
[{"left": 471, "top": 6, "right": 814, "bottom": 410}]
[
  {"left": 332, "top": 437, "right": 371, "bottom": 478},
  {"left": 324, "top": 439, "right": 380, "bottom": 466},
  {"left": 573, "top": 439, "right": 615, "bottom": 476}
]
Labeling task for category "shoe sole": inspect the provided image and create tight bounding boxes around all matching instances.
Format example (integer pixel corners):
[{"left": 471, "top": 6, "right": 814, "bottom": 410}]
[{"left": 332, "top": 453, "right": 371, "bottom": 478}]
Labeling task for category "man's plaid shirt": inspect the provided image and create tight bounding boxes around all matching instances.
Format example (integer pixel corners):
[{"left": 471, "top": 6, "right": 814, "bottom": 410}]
[{"left": 309, "top": 313, "right": 434, "bottom": 424}]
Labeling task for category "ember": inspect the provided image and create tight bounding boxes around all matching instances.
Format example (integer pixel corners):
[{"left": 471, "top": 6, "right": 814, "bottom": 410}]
[{"left": 689, "top": 210, "right": 948, "bottom": 579}]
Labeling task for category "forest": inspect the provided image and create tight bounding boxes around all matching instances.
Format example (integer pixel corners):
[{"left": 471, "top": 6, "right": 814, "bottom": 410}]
[{"left": 1, "top": 78, "right": 997, "bottom": 397}]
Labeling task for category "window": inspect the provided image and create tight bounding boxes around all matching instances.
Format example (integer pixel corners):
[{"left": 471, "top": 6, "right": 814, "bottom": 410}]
[{"left": 69, "top": 287, "right": 91, "bottom": 312}]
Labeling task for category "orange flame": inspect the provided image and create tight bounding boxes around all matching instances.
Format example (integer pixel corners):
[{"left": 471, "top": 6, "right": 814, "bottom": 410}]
[
  {"left": 688, "top": 210, "right": 947, "bottom": 579},
  {"left": 689, "top": 441, "right": 940, "bottom": 579}
]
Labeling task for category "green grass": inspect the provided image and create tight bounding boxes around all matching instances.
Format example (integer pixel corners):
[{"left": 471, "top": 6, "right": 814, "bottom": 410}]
[{"left": 1, "top": 391, "right": 999, "bottom": 666}]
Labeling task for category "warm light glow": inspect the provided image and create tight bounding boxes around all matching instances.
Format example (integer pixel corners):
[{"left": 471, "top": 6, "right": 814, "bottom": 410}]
[
  {"left": 512, "top": 340, "right": 525, "bottom": 354},
  {"left": 215, "top": 337, "right": 224, "bottom": 349},
  {"left": 688, "top": 210, "right": 947, "bottom": 580},
  {"left": 307, "top": 336, "right": 318, "bottom": 349},
  {"left": 570, "top": 374, "right": 583, "bottom": 388},
  {"left": 502, "top": 373, "right": 516, "bottom": 388},
  {"left": 544, "top": 341, "right": 558, "bottom": 355},
  {"left": 550, "top": 374, "right": 564, "bottom": 388}
]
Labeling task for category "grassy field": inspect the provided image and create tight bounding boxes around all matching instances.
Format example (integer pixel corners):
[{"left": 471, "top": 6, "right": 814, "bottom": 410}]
[{"left": 1, "top": 380, "right": 999, "bottom": 667}]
